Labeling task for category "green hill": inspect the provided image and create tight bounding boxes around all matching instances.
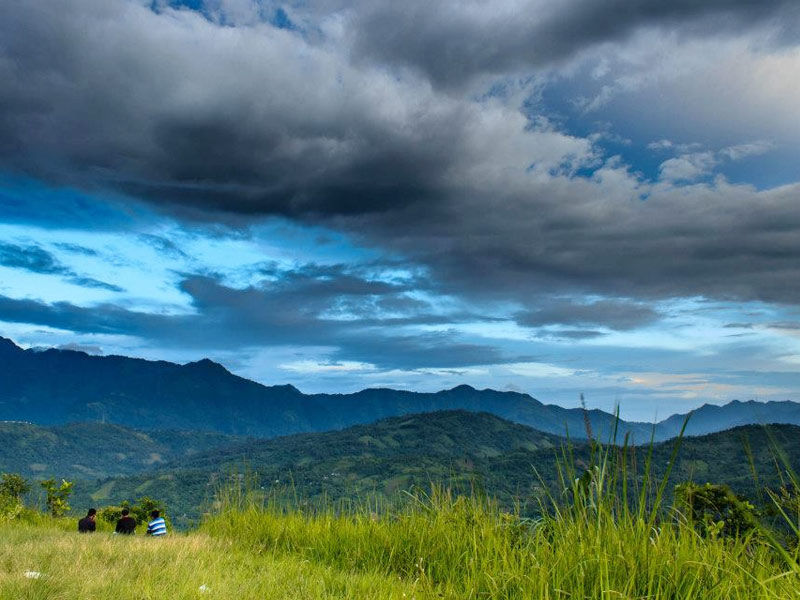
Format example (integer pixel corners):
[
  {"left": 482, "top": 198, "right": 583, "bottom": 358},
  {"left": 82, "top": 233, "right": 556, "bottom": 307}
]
[
  {"left": 0, "top": 421, "right": 245, "bottom": 479},
  {"left": 70, "top": 412, "right": 800, "bottom": 526}
]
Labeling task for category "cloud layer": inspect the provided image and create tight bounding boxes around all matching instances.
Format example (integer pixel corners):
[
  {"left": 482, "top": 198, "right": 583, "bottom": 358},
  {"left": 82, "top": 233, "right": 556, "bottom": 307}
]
[{"left": 0, "top": 0, "right": 799, "bottom": 415}]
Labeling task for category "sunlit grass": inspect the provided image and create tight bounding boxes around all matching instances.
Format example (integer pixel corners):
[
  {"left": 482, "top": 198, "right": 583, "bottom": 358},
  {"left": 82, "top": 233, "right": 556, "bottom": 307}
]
[
  {"left": 200, "top": 486, "right": 800, "bottom": 599},
  {"left": 0, "top": 521, "right": 419, "bottom": 599},
  {"left": 4, "top": 419, "right": 800, "bottom": 599}
]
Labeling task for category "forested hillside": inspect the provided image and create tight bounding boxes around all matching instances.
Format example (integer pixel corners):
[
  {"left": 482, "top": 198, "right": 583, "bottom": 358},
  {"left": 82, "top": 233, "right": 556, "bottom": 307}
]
[
  {"left": 68, "top": 412, "right": 800, "bottom": 526},
  {"left": 0, "top": 421, "right": 245, "bottom": 479}
]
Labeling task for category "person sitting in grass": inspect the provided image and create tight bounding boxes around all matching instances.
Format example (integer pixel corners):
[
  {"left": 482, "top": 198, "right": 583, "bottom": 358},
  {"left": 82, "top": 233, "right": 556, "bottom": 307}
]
[
  {"left": 78, "top": 508, "right": 97, "bottom": 533},
  {"left": 115, "top": 508, "right": 137, "bottom": 535},
  {"left": 146, "top": 510, "right": 167, "bottom": 537}
]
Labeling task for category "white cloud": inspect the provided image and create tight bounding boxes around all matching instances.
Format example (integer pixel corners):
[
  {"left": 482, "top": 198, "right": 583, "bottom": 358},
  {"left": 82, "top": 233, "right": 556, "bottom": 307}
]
[
  {"left": 279, "top": 360, "right": 377, "bottom": 374},
  {"left": 658, "top": 152, "right": 717, "bottom": 182},
  {"left": 720, "top": 140, "right": 775, "bottom": 161}
]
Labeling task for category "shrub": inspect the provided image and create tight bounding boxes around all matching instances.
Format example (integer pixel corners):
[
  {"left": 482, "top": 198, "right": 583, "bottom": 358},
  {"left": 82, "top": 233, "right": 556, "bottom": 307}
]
[
  {"left": 675, "top": 482, "right": 759, "bottom": 538},
  {"left": 0, "top": 492, "right": 23, "bottom": 522},
  {"left": 0, "top": 473, "right": 30, "bottom": 501}
]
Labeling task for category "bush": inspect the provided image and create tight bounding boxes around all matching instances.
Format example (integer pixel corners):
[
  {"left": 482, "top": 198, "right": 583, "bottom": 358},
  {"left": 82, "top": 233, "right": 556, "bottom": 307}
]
[
  {"left": 0, "top": 473, "right": 30, "bottom": 501},
  {"left": 0, "top": 492, "right": 23, "bottom": 522},
  {"left": 98, "top": 497, "right": 168, "bottom": 528},
  {"left": 675, "top": 482, "right": 759, "bottom": 538},
  {"left": 98, "top": 503, "right": 129, "bottom": 525},
  {"left": 130, "top": 496, "right": 167, "bottom": 525}
]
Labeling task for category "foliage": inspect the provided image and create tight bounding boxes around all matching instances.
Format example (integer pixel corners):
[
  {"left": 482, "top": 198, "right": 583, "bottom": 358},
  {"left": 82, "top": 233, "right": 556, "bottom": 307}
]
[
  {"left": 70, "top": 419, "right": 800, "bottom": 527},
  {"left": 97, "top": 503, "right": 129, "bottom": 525},
  {"left": 97, "top": 496, "right": 169, "bottom": 525},
  {"left": 0, "top": 421, "right": 245, "bottom": 479},
  {"left": 98, "top": 497, "right": 167, "bottom": 529},
  {"left": 129, "top": 496, "right": 167, "bottom": 525},
  {"left": 675, "top": 482, "right": 760, "bottom": 538},
  {"left": 4, "top": 422, "right": 800, "bottom": 598},
  {"left": 0, "top": 472, "right": 31, "bottom": 500},
  {"left": 0, "top": 491, "right": 23, "bottom": 522},
  {"left": 39, "top": 478, "right": 74, "bottom": 518},
  {"left": 199, "top": 484, "right": 800, "bottom": 599},
  {"left": 768, "top": 485, "right": 800, "bottom": 538}
]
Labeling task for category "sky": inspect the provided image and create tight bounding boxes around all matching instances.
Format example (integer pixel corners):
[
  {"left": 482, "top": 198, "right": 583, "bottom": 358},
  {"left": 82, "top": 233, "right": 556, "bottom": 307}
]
[{"left": 1, "top": 0, "right": 799, "bottom": 421}]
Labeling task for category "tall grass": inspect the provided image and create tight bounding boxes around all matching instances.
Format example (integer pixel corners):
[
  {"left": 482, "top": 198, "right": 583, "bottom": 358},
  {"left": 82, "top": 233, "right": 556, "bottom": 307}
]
[
  {"left": 5, "top": 420, "right": 800, "bottom": 598},
  {"left": 200, "top": 422, "right": 800, "bottom": 599}
]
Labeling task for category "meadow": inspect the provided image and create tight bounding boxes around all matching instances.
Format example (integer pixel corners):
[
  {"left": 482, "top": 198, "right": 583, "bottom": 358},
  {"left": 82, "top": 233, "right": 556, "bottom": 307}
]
[
  {"left": 2, "top": 489, "right": 800, "bottom": 599},
  {"left": 4, "top": 435, "right": 800, "bottom": 600}
]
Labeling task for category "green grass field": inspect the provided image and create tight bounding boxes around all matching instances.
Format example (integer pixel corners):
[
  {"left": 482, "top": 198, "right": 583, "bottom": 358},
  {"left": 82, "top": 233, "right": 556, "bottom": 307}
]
[
  {"left": 4, "top": 427, "right": 800, "bottom": 599},
  {"left": 0, "top": 521, "right": 419, "bottom": 599},
  {"left": 3, "top": 486, "right": 800, "bottom": 599}
]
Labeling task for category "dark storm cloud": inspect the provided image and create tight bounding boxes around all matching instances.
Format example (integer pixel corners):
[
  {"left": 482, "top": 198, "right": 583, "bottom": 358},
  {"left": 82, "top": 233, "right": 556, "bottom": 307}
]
[
  {"left": 1, "top": 0, "right": 800, "bottom": 325},
  {"left": 0, "top": 0, "right": 456, "bottom": 219},
  {"left": 372, "top": 180, "right": 800, "bottom": 306},
  {"left": 346, "top": 0, "right": 798, "bottom": 87},
  {"left": 0, "top": 242, "right": 124, "bottom": 292},
  {"left": 516, "top": 299, "right": 660, "bottom": 331},
  {"left": 0, "top": 268, "right": 516, "bottom": 368}
]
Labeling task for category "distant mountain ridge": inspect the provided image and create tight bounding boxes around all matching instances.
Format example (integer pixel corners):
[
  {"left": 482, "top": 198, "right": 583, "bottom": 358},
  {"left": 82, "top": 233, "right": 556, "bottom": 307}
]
[
  {"left": 1, "top": 336, "right": 799, "bottom": 441},
  {"left": 657, "top": 399, "right": 800, "bottom": 438}
]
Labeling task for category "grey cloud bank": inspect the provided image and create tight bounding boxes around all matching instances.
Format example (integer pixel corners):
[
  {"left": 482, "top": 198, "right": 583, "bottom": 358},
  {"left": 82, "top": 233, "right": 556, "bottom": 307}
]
[{"left": 0, "top": 0, "right": 799, "bottom": 415}]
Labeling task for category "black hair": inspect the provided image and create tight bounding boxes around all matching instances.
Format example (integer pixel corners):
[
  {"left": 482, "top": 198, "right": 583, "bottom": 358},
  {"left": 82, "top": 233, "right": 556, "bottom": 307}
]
[
  {"left": 87, "top": 508, "right": 97, "bottom": 517},
  {"left": 121, "top": 508, "right": 130, "bottom": 516},
  {"left": 150, "top": 510, "right": 160, "bottom": 519}
]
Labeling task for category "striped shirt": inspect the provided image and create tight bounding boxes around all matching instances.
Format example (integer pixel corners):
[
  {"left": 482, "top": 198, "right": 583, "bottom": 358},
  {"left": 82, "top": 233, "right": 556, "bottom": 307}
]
[{"left": 146, "top": 517, "right": 167, "bottom": 536}]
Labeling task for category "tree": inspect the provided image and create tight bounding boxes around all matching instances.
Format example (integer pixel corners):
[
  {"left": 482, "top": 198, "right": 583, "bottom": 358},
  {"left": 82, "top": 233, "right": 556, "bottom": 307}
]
[
  {"left": 40, "top": 478, "right": 74, "bottom": 517},
  {"left": 0, "top": 473, "right": 30, "bottom": 501}
]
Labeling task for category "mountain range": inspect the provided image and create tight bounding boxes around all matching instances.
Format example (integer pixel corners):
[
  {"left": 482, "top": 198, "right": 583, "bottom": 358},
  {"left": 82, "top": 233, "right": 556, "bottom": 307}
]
[{"left": 3, "top": 336, "right": 800, "bottom": 441}]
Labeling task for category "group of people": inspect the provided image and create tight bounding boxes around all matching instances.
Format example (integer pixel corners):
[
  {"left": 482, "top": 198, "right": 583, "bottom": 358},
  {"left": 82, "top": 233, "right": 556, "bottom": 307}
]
[{"left": 77, "top": 507, "right": 167, "bottom": 536}]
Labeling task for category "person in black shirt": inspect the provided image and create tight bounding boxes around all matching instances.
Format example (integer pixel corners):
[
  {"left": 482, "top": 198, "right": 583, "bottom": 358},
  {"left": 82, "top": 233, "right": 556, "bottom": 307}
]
[
  {"left": 78, "top": 508, "right": 97, "bottom": 533},
  {"left": 115, "top": 508, "right": 136, "bottom": 535}
]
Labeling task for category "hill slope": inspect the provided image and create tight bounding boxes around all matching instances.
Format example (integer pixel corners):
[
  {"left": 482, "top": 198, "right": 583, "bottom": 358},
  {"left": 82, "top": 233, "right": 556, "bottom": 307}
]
[
  {"left": 72, "top": 412, "right": 800, "bottom": 525},
  {"left": 0, "top": 421, "right": 245, "bottom": 479}
]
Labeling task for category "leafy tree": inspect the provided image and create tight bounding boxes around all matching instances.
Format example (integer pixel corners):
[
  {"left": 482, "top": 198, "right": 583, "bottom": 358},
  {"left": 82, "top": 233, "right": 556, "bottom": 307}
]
[
  {"left": 40, "top": 478, "right": 74, "bottom": 517},
  {"left": 0, "top": 473, "right": 30, "bottom": 501}
]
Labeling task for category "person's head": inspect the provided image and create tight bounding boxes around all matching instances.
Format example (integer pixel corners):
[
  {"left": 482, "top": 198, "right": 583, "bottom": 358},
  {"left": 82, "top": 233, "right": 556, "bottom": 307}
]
[
  {"left": 87, "top": 508, "right": 97, "bottom": 519},
  {"left": 121, "top": 508, "right": 130, "bottom": 516},
  {"left": 150, "top": 510, "right": 160, "bottom": 520}
]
